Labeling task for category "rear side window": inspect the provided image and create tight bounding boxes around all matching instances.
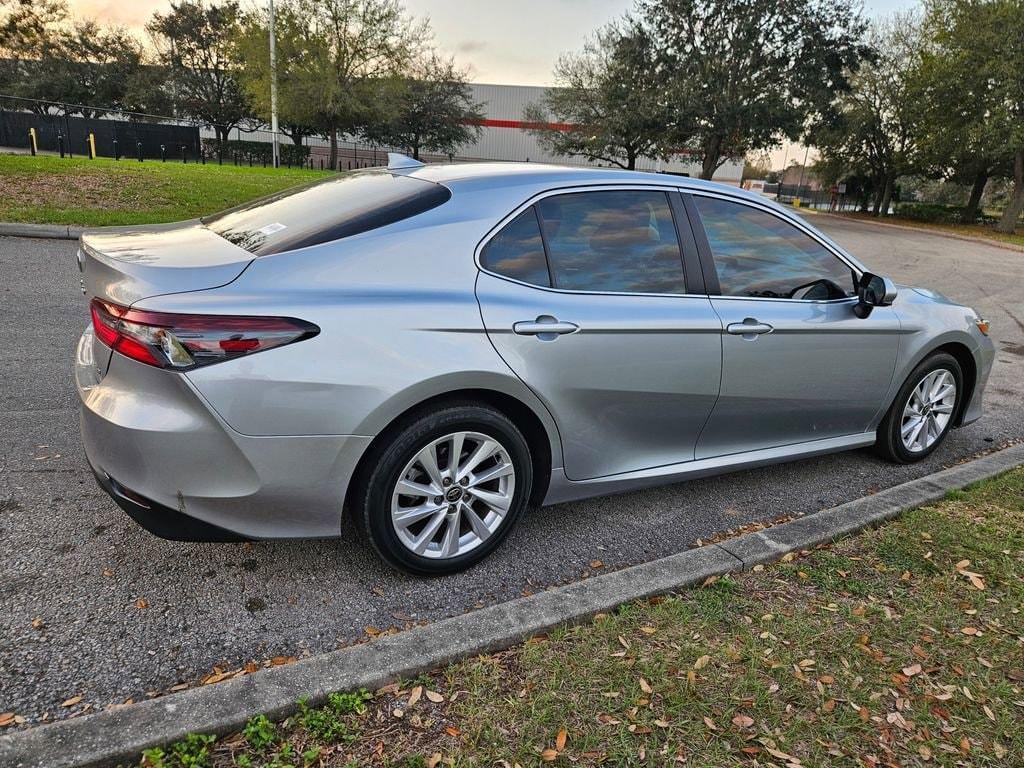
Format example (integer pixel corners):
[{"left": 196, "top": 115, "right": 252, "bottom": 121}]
[
  {"left": 203, "top": 169, "right": 451, "bottom": 256},
  {"left": 537, "top": 190, "right": 685, "bottom": 293},
  {"left": 480, "top": 208, "right": 550, "bottom": 286},
  {"left": 480, "top": 189, "right": 687, "bottom": 294}
]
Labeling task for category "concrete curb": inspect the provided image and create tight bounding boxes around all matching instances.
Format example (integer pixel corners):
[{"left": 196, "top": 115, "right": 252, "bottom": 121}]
[
  {"left": 805, "top": 210, "right": 1024, "bottom": 254},
  {"left": 3, "top": 443, "right": 1022, "bottom": 768},
  {"left": 0, "top": 222, "right": 84, "bottom": 240}
]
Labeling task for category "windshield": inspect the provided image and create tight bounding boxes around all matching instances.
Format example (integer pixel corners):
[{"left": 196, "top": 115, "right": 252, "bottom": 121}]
[{"left": 202, "top": 169, "right": 451, "bottom": 256}]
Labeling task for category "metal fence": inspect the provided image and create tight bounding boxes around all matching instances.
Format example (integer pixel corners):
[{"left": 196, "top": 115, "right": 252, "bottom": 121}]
[{"left": 0, "top": 94, "right": 421, "bottom": 171}]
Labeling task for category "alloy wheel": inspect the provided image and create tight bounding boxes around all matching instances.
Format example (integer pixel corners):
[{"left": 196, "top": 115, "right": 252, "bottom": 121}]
[
  {"left": 390, "top": 431, "right": 516, "bottom": 559},
  {"left": 900, "top": 368, "right": 957, "bottom": 453}
]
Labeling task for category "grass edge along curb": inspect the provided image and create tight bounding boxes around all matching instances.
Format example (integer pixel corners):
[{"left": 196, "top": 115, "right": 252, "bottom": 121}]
[{"left": 2, "top": 441, "right": 1022, "bottom": 768}]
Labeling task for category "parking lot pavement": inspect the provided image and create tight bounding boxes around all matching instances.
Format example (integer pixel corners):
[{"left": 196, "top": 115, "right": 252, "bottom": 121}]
[{"left": 1, "top": 217, "right": 1021, "bottom": 726}]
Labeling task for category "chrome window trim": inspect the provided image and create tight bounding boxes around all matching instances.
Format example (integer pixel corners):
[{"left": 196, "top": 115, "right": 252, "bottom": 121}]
[
  {"left": 685, "top": 189, "right": 866, "bottom": 305},
  {"left": 474, "top": 183, "right": 709, "bottom": 300}
]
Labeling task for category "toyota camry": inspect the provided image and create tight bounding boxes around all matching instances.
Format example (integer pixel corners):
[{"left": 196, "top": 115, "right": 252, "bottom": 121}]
[{"left": 75, "top": 156, "right": 995, "bottom": 574}]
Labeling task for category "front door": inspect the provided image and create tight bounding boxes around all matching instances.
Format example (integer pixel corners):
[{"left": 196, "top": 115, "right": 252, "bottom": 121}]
[
  {"left": 475, "top": 188, "right": 722, "bottom": 480},
  {"left": 686, "top": 194, "right": 901, "bottom": 459}
]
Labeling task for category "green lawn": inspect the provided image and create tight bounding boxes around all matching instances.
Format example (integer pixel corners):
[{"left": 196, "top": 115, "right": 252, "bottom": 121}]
[
  {"left": 819, "top": 210, "right": 1024, "bottom": 250},
  {"left": 0, "top": 153, "right": 328, "bottom": 227},
  {"left": 137, "top": 467, "right": 1024, "bottom": 768}
]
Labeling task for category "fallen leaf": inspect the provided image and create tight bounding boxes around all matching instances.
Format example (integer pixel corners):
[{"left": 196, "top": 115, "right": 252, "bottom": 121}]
[
  {"left": 425, "top": 689, "right": 445, "bottom": 703},
  {"left": 0, "top": 713, "right": 15, "bottom": 727},
  {"left": 556, "top": 727, "right": 567, "bottom": 751},
  {"left": 134, "top": 598, "right": 148, "bottom": 610},
  {"left": 61, "top": 696, "right": 82, "bottom": 708},
  {"left": 640, "top": 626, "right": 656, "bottom": 635},
  {"left": 444, "top": 726, "right": 460, "bottom": 737},
  {"left": 639, "top": 677, "right": 653, "bottom": 694},
  {"left": 732, "top": 714, "right": 754, "bottom": 728},
  {"left": 31, "top": 617, "right": 43, "bottom": 630},
  {"left": 694, "top": 655, "right": 710, "bottom": 670},
  {"left": 408, "top": 685, "right": 423, "bottom": 706},
  {"left": 902, "top": 663, "right": 922, "bottom": 677},
  {"left": 541, "top": 748, "right": 559, "bottom": 761},
  {"left": 426, "top": 754, "right": 442, "bottom": 768},
  {"left": 589, "top": 560, "right": 604, "bottom": 569},
  {"left": 961, "top": 627, "right": 979, "bottom": 636}
]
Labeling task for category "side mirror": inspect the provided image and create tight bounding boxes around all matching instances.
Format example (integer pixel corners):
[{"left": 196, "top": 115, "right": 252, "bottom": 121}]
[{"left": 853, "top": 272, "right": 898, "bottom": 318}]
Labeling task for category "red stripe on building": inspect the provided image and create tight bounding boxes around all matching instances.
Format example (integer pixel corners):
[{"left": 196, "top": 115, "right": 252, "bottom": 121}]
[{"left": 467, "top": 118, "right": 577, "bottom": 132}]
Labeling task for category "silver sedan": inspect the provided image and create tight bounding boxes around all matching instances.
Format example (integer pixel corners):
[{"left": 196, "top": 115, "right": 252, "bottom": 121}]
[{"left": 75, "top": 157, "right": 995, "bottom": 574}]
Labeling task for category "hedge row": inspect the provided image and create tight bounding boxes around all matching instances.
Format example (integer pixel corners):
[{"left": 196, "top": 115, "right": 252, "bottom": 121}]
[{"left": 200, "top": 138, "right": 312, "bottom": 166}]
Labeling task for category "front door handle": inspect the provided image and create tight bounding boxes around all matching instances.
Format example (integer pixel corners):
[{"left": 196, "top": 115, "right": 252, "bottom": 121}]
[
  {"left": 513, "top": 315, "right": 580, "bottom": 339},
  {"left": 726, "top": 319, "right": 774, "bottom": 337}
]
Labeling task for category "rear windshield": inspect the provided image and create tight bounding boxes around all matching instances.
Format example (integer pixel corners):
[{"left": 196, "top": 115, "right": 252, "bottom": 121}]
[{"left": 202, "top": 169, "right": 451, "bottom": 256}]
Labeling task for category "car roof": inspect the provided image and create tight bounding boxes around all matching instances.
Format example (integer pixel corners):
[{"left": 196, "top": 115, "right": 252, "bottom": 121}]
[{"left": 406, "top": 160, "right": 782, "bottom": 208}]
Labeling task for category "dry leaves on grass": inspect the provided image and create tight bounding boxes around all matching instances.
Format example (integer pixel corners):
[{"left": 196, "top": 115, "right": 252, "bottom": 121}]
[{"left": 955, "top": 560, "right": 987, "bottom": 590}]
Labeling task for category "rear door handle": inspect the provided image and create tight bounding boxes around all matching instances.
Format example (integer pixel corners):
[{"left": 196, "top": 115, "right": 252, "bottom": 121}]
[
  {"left": 513, "top": 316, "right": 580, "bottom": 338},
  {"left": 726, "top": 319, "right": 774, "bottom": 336}
]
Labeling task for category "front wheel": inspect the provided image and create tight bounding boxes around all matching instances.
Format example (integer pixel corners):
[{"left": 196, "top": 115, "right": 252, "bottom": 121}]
[
  {"left": 875, "top": 352, "right": 962, "bottom": 463},
  {"left": 355, "top": 404, "right": 533, "bottom": 576}
]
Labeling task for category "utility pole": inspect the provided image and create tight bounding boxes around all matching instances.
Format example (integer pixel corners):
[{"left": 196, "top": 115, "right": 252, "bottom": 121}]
[{"left": 269, "top": 0, "right": 280, "bottom": 168}]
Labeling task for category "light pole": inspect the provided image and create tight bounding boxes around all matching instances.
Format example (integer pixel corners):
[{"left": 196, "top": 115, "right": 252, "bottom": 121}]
[{"left": 268, "top": 0, "right": 280, "bottom": 168}]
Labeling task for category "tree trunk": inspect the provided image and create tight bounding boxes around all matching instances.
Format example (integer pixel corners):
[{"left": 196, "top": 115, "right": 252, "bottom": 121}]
[
  {"left": 996, "top": 150, "right": 1024, "bottom": 234},
  {"left": 963, "top": 170, "right": 988, "bottom": 222},
  {"left": 700, "top": 135, "right": 722, "bottom": 180},
  {"left": 878, "top": 174, "right": 895, "bottom": 217},
  {"left": 626, "top": 147, "right": 636, "bottom": 171},
  {"left": 412, "top": 143, "right": 420, "bottom": 161},
  {"left": 328, "top": 127, "right": 338, "bottom": 170},
  {"left": 215, "top": 125, "right": 229, "bottom": 145}
]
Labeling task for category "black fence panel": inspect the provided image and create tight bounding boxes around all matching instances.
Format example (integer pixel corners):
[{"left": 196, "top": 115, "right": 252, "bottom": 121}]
[{"left": 0, "top": 109, "right": 200, "bottom": 159}]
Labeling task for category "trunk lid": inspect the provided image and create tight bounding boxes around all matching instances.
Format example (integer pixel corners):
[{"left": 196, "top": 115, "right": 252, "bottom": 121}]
[{"left": 79, "top": 220, "right": 255, "bottom": 376}]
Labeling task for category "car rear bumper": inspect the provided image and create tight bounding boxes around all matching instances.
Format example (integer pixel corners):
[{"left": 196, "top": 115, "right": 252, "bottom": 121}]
[{"left": 76, "top": 327, "right": 372, "bottom": 540}]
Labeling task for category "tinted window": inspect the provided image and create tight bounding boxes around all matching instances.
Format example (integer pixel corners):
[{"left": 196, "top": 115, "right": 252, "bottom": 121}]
[
  {"left": 536, "top": 190, "right": 686, "bottom": 293},
  {"left": 203, "top": 169, "right": 451, "bottom": 256},
  {"left": 480, "top": 208, "right": 550, "bottom": 286},
  {"left": 694, "top": 196, "right": 855, "bottom": 300}
]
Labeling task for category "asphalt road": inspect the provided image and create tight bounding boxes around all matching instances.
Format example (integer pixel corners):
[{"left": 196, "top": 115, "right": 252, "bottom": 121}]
[{"left": 1, "top": 215, "right": 1022, "bottom": 726}]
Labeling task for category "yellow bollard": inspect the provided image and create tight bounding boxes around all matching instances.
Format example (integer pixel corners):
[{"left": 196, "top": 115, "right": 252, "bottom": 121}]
[
  {"left": 793, "top": 197, "right": 802, "bottom": 208},
  {"left": 88, "top": 132, "right": 97, "bottom": 159},
  {"left": 28, "top": 127, "right": 38, "bottom": 156}
]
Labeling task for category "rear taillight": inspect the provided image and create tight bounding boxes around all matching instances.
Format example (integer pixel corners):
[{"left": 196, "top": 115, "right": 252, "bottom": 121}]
[{"left": 89, "top": 299, "right": 319, "bottom": 370}]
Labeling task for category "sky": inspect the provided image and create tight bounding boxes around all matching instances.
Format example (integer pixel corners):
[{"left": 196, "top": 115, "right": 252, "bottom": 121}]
[{"left": 66, "top": 0, "right": 920, "bottom": 168}]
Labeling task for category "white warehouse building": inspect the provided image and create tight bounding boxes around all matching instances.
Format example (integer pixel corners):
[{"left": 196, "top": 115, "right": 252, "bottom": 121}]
[
  {"left": 452, "top": 84, "right": 743, "bottom": 185},
  {"left": 259, "top": 83, "right": 743, "bottom": 185}
]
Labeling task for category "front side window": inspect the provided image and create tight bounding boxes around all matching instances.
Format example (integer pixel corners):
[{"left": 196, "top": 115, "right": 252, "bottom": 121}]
[
  {"left": 536, "top": 190, "right": 686, "bottom": 293},
  {"left": 694, "top": 196, "right": 855, "bottom": 300}
]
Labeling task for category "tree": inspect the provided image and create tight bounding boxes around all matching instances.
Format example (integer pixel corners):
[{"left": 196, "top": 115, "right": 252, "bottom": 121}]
[
  {"left": 279, "top": 0, "right": 426, "bottom": 169},
  {"left": 524, "top": 23, "right": 674, "bottom": 170},
  {"left": 148, "top": 0, "right": 250, "bottom": 142},
  {"left": 809, "top": 16, "right": 926, "bottom": 216},
  {"left": 642, "top": 0, "right": 870, "bottom": 180},
  {"left": 362, "top": 52, "right": 483, "bottom": 160},
  {"left": 917, "top": 0, "right": 1024, "bottom": 233},
  {"left": 742, "top": 154, "right": 773, "bottom": 182},
  {"left": 233, "top": 0, "right": 318, "bottom": 146}
]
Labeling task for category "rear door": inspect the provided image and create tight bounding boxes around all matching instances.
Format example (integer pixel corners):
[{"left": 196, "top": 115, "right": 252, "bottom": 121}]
[
  {"left": 684, "top": 193, "right": 901, "bottom": 458},
  {"left": 475, "top": 187, "right": 722, "bottom": 481}
]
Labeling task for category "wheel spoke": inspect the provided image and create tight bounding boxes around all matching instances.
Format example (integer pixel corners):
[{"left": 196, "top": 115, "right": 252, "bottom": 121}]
[
  {"left": 931, "top": 384, "right": 955, "bottom": 404},
  {"left": 415, "top": 444, "right": 444, "bottom": 488},
  {"left": 393, "top": 502, "right": 445, "bottom": 528},
  {"left": 468, "top": 461, "right": 514, "bottom": 487},
  {"left": 395, "top": 478, "right": 438, "bottom": 498},
  {"left": 439, "top": 513, "right": 460, "bottom": 558},
  {"left": 466, "top": 486, "right": 512, "bottom": 514},
  {"left": 907, "top": 418, "right": 927, "bottom": 449},
  {"left": 901, "top": 416, "right": 922, "bottom": 438},
  {"left": 463, "top": 502, "right": 493, "bottom": 540},
  {"left": 411, "top": 510, "right": 447, "bottom": 554},
  {"left": 459, "top": 439, "right": 499, "bottom": 478},
  {"left": 447, "top": 432, "right": 464, "bottom": 479}
]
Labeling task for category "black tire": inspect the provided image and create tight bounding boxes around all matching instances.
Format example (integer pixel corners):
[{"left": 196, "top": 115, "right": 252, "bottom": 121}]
[
  {"left": 355, "top": 403, "right": 533, "bottom": 576},
  {"left": 875, "top": 352, "right": 963, "bottom": 464}
]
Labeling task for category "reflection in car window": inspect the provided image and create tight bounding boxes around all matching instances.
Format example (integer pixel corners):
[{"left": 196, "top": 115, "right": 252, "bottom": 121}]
[
  {"left": 694, "top": 196, "right": 855, "bottom": 300},
  {"left": 202, "top": 169, "right": 451, "bottom": 257},
  {"left": 479, "top": 208, "right": 551, "bottom": 286},
  {"left": 536, "top": 190, "right": 686, "bottom": 293}
]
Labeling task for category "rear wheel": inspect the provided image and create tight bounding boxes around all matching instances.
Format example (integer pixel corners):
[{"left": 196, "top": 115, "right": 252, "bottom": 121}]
[
  {"left": 875, "top": 352, "right": 962, "bottom": 463},
  {"left": 356, "top": 404, "right": 532, "bottom": 575}
]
